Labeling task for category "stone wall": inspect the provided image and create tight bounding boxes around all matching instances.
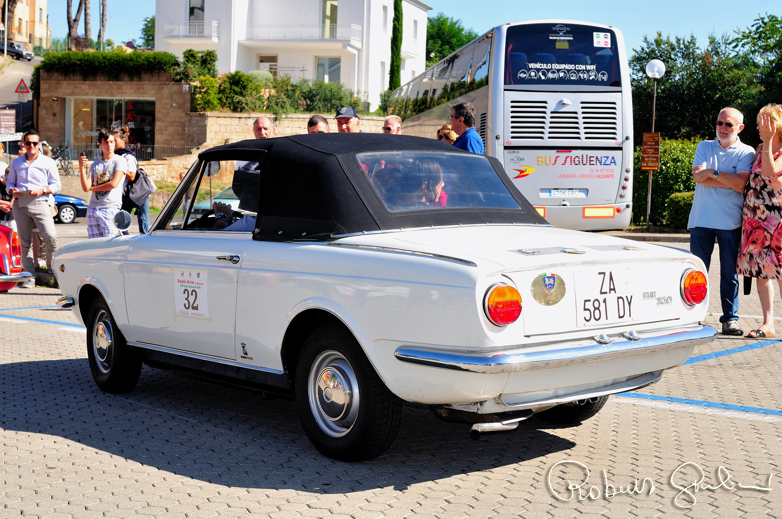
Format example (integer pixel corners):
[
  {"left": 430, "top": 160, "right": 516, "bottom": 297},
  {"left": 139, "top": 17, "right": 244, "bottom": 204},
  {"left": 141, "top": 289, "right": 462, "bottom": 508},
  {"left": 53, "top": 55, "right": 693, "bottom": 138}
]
[
  {"left": 36, "top": 71, "right": 192, "bottom": 148},
  {"left": 186, "top": 112, "right": 388, "bottom": 148}
]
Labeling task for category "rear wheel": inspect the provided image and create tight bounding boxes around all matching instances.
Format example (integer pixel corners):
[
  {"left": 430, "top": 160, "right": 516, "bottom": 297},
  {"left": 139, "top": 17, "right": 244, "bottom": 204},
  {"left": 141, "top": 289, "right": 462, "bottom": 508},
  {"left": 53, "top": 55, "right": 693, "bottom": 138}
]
[
  {"left": 534, "top": 396, "right": 609, "bottom": 425},
  {"left": 295, "top": 326, "right": 402, "bottom": 461},
  {"left": 87, "top": 298, "right": 142, "bottom": 393},
  {"left": 57, "top": 204, "right": 77, "bottom": 224}
]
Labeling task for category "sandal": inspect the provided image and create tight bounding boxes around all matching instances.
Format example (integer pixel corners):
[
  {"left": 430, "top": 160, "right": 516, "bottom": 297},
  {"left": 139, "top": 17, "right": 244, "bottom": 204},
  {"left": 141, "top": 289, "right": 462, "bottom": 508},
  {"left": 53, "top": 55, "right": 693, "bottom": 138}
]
[{"left": 746, "top": 329, "right": 776, "bottom": 338}]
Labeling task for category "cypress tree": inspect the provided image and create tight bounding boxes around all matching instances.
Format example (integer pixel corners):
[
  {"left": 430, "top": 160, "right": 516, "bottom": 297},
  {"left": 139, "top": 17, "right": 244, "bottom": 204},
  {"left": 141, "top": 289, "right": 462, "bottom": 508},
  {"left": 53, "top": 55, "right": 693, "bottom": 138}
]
[{"left": 389, "top": 0, "right": 403, "bottom": 90}]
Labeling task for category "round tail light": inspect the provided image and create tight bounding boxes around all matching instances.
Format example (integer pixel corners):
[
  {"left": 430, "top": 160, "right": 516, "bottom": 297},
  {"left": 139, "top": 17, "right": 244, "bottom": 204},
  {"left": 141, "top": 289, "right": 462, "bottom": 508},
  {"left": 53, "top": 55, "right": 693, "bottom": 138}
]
[
  {"left": 484, "top": 283, "right": 522, "bottom": 326},
  {"left": 681, "top": 269, "right": 707, "bottom": 306}
]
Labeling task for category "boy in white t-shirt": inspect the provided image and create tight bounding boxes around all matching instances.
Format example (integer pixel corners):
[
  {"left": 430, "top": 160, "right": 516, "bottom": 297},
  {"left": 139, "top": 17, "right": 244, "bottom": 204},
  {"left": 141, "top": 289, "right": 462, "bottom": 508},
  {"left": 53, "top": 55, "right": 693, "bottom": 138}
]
[{"left": 78, "top": 129, "right": 127, "bottom": 238}]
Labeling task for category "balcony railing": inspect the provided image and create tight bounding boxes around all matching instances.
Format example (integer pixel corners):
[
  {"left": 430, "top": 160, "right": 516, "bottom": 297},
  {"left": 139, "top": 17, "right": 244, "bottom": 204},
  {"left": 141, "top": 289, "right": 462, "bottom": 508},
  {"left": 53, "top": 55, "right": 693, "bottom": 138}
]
[
  {"left": 247, "top": 24, "right": 362, "bottom": 43},
  {"left": 165, "top": 20, "right": 218, "bottom": 39},
  {"left": 258, "top": 63, "right": 307, "bottom": 81}
]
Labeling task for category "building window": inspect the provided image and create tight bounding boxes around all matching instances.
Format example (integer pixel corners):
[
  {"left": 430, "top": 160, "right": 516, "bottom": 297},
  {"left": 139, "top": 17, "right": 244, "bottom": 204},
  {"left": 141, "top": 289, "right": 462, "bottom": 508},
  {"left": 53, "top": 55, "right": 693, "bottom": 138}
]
[
  {"left": 322, "top": 0, "right": 338, "bottom": 39},
  {"left": 71, "top": 98, "right": 156, "bottom": 151},
  {"left": 189, "top": 0, "right": 205, "bottom": 35},
  {"left": 382, "top": 5, "right": 388, "bottom": 35},
  {"left": 316, "top": 58, "right": 340, "bottom": 83},
  {"left": 258, "top": 55, "right": 278, "bottom": 77},
  {"left": 413, "top": 20, "right": 418, "bottom": 42},
  {"left": 38, "top": 8, "right": 43, "bottom": 23},
  {"left": 380, "top": 61, "right": 386, "bottom": 89}
]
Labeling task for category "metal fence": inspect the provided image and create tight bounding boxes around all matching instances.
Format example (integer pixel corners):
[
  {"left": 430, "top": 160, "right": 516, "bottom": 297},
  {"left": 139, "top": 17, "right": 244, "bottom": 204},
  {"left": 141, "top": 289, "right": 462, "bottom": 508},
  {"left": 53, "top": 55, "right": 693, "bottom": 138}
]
[{"left": 52, "top": 144, "right": 197, "bottom": 161}]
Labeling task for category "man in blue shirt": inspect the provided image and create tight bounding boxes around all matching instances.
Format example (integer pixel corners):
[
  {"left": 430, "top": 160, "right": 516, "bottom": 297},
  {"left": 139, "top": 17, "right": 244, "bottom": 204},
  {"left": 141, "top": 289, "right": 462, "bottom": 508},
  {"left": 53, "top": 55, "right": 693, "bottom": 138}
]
[
  {"left": 450, "top": 102, "right": 484, "bottom": 155},
  {"left": 688, "top": 107, "right": 755, "bottom": 335}
]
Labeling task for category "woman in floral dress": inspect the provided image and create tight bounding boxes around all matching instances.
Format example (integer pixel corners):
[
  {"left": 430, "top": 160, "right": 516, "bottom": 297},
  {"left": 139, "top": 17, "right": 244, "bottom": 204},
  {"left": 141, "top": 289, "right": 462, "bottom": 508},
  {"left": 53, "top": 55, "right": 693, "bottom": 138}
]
[{"left": 737, "top": 104, "right": 782, "bottom": 338}]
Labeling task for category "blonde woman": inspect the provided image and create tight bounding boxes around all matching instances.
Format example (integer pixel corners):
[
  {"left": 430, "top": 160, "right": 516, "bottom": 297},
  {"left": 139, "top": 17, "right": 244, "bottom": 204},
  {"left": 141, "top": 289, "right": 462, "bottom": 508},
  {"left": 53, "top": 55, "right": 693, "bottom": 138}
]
[
  {"left": 436, "top": 124, "right": 458, "bottom": 145},
  {"left": 737, "top": 104, "right": 782, "bottom": 338}
]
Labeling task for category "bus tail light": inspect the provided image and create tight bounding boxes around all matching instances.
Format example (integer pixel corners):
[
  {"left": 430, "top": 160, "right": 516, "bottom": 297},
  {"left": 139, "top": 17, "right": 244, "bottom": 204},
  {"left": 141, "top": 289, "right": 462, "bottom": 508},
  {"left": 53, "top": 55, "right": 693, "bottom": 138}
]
[
  {"left": 484, "top": 284, "right": 522, "bottom": 326},
  {"left": 681, "top": 269, "right": 707, "bottom": 306},
  {"left": 10, "top": 232, "right": 22, "bottom": 269}
]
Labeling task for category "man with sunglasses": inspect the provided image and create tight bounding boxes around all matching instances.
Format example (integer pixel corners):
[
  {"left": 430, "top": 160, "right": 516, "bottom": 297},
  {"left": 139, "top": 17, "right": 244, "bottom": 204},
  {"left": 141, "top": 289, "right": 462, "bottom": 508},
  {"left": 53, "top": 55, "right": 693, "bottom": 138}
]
[
  {"left": 5, "top": 130, "right": 61, "bottom": 288},
  {"left": 688, "top": 107, "right": 755, "bottom": 335},
  {"left": 382, "top": 115, "right": 402, "bottom": 134}
]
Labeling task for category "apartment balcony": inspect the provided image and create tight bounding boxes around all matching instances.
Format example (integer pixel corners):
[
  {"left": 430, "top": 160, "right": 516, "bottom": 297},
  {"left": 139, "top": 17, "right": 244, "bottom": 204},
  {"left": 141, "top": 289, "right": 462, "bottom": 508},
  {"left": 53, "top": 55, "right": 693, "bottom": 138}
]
[
  {"left": 245, "top": 24, "right": 362, "bottom": 48},
  {"left": 164, "top": 21, "right": 219, "bottom": 44}
]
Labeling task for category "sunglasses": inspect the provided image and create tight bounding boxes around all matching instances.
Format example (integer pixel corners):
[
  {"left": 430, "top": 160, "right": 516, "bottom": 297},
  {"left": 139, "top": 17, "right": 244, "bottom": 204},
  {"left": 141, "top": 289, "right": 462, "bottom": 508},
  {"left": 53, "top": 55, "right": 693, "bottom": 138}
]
[
  {"left": 24, "top": 140, "right": 39, "bottom": 146},
  {"left": 382, "top": 126, "right": 394, "bottom": 132},
  {"left": 437, "top": 134, "right": 444, "bottom": 140},
  {"left": 716, "top": 121, "right": 735, "bottom": 128}
]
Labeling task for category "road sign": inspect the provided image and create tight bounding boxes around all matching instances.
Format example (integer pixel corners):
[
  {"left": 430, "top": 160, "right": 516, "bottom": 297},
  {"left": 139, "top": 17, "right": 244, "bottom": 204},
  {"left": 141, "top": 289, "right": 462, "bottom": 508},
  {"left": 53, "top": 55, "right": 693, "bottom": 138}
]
[
  {"left": 641, "top": 132, "right": 660, "bottom": 171},
  {"left": 0, "top": 108, "right": 14, "bottom": 134},
  {"left": 0, "top": 132, "right": 23, "bottom": 142},
  {"left": 14, "top": 79, "right": 30, "bottom": 95}
]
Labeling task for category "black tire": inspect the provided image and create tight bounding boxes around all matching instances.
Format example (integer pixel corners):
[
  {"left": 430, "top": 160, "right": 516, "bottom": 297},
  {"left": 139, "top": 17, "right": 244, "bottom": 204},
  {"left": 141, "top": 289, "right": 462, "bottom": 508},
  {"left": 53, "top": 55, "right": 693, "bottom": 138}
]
[
  {"left": 86, "top": 298, "right": 142, "bottom": 393},
  {"left": 57, "top": 204, "right": 77, "bottom": 224},
  {"left": 295, "top": 326, "right": 402, "bottom": 461},
  {"left": 534, "top": 396, "right": 609, "bottom": 425}
]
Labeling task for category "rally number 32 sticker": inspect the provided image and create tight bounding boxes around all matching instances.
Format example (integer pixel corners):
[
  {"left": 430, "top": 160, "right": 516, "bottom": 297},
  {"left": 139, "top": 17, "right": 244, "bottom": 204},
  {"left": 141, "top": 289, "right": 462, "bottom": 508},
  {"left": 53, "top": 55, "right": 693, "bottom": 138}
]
[{"left": 174, "top": 269, "right": 209, "bottom": 318}]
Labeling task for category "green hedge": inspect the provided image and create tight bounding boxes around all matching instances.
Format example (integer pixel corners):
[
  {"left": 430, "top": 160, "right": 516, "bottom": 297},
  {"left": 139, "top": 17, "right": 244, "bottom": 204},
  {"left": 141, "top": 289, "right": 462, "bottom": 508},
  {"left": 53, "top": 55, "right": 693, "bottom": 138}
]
[
  {"left": 632, "top": 138, "right": 698, "bottom": 225},
  {"left": 664, "top": 191, "right": 694, "bottom": 230},
  {"left": 37, "top": 50, "right": 179, "bottom": 80}
]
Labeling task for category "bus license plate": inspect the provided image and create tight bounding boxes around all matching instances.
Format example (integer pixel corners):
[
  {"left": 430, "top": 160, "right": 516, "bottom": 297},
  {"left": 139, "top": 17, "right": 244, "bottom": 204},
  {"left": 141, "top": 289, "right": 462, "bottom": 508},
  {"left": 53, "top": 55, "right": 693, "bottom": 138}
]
[
  {"left": 549, "top": 189, "right": 586, "bottom": 198},
  {"left": 576, "top": 268, "right": 636, "bottom": 327}
]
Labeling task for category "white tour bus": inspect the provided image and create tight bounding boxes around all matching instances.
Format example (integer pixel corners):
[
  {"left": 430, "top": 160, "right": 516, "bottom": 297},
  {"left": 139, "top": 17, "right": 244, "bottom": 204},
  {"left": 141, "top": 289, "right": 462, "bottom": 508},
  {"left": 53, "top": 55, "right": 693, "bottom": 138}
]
[{"left": 389, "top": 20, "right": 633, "bottom": 231}]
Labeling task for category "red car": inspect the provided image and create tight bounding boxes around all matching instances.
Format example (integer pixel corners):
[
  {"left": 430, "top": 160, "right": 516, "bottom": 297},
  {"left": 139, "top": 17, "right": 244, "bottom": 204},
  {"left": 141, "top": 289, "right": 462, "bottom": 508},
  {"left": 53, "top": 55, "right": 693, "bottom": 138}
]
[{"left": 0, "top": 223, "right": 30, "bottom": 291}]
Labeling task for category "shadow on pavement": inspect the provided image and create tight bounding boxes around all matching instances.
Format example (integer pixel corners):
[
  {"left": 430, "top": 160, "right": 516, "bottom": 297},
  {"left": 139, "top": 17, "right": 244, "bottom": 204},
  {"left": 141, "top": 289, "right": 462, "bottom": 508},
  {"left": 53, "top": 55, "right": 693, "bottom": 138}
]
[{"left": 0, "top": 358, "right": 575, "bottom": 491}]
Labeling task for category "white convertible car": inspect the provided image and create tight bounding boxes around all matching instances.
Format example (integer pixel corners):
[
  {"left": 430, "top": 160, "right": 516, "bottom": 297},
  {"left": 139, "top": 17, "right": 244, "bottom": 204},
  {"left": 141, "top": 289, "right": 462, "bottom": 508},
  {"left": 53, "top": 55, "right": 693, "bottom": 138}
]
[{"left": 54, "top": 134, "right": 715, "bottom": 461}]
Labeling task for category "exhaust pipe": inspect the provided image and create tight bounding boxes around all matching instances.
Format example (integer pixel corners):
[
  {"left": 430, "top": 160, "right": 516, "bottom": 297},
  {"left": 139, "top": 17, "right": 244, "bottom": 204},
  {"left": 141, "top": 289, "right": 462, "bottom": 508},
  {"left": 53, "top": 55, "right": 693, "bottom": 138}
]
[{"left": 470, "top": 421, "right": 519, "bottom": 439}]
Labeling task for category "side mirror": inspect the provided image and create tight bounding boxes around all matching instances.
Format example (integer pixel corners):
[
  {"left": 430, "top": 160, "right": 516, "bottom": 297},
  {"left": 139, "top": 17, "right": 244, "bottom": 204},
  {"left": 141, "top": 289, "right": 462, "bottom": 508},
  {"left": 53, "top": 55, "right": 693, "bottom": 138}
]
[
  {"left": 205, "top": 161, "right": 221, "bottom": 177},
  {"left": 114, "top": 210, "right": 132, "bottom": 233}
]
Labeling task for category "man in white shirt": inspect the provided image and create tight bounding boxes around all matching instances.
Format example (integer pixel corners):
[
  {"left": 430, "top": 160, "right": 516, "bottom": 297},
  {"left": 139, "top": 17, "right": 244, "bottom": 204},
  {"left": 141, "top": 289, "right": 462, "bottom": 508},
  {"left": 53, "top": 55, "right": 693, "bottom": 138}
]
[{"left": 6, "top": 130, "right": 61, "bottom": 287}]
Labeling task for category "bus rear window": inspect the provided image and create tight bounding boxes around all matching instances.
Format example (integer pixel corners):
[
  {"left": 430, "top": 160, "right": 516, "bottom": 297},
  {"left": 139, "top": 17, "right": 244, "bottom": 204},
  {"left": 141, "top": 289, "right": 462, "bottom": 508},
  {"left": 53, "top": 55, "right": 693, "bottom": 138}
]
[{"left": 505, "top": 23, "right": 621, "bottom": 87}]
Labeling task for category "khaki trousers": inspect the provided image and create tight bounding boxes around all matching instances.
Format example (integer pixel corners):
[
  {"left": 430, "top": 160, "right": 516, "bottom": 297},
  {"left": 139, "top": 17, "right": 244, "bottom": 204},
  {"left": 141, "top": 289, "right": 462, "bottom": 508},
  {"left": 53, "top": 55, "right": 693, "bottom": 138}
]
[{"left": 12, "top": 198, "right": 58, "bottom": 276}]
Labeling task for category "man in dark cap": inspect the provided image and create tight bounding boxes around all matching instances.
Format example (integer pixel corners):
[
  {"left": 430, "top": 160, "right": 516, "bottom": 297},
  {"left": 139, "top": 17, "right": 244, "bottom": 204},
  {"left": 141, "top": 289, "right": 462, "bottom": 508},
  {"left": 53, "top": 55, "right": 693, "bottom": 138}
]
[{"left": 335, "top": 106, "right": 361, "bottom": 133}]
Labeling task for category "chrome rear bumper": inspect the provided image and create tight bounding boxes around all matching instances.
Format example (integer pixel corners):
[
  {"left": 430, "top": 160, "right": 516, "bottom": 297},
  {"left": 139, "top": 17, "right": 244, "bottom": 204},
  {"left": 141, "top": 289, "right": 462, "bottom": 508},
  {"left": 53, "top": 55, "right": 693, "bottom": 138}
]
[
  {"left": 394, "top": 325, "right": 716, "bottom": 374},
  {"left": 0, "top": 272, "right": 33, "bottom": 283}
]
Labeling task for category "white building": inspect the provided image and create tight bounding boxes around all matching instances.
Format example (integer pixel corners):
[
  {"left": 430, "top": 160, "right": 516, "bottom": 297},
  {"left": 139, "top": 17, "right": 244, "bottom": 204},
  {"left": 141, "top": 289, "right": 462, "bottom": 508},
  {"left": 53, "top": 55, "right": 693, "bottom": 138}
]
[{"left": 155, "top": 0, "right": 431, "bottom": 110}]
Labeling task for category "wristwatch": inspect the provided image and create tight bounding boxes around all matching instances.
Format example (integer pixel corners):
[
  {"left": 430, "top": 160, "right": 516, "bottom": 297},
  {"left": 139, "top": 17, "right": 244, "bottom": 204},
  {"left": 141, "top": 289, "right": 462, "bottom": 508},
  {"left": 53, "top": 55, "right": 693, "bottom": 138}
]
[{"left": 713, "top": 170, "right": 719, "bottom": 181}]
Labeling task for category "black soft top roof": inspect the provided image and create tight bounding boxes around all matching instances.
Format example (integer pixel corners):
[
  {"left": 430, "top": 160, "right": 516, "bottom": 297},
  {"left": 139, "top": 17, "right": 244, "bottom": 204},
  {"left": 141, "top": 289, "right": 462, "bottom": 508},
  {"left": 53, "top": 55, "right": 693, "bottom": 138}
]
[{"left": 198, "top": 134, "right": 548, "bottom": 241}]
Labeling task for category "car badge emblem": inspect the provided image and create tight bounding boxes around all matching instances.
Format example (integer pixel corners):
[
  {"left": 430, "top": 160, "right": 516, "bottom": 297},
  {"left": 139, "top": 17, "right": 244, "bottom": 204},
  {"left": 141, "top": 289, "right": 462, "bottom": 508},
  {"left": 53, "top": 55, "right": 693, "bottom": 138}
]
[
  {"left": 531, "top": 272, "right": 566, "bottom": 306},
  {"left": 517, "top": 248, "right": 541, "bottom": 256},
  {"left": 543, "top": 274, "right": 556, "bottom": 293}
]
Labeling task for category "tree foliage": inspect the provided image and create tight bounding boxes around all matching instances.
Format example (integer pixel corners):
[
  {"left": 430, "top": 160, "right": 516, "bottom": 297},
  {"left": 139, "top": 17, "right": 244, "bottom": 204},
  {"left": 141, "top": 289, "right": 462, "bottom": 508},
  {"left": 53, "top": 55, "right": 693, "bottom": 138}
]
[
  {"left": 630, "top": 33, "right": 758, "bottom": 146},
  {"left": 142, "top": 17, "right": 156, "bottom": 48},
  {"left": 389, "top": 0, "right": 402, "bottom": 90},
  {"left": 731, "top": 14, "right": 782, "bottom": 128},
  {"left": 171, "top": 49, "right": 218, "bottom": 82},
  {"left": 426, "top": 13, "right": 478, "bottom": 67}
]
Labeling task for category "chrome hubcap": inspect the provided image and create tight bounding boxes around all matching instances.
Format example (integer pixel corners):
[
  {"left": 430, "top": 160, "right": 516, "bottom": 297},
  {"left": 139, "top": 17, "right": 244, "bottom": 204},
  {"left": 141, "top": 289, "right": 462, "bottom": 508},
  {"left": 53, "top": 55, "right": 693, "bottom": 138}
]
[
  {"left": 308, "top": 351, "right": 359, "bottom": 437},
  {"left": 92, "top": 310, "right": 113, "bottom": 374}
]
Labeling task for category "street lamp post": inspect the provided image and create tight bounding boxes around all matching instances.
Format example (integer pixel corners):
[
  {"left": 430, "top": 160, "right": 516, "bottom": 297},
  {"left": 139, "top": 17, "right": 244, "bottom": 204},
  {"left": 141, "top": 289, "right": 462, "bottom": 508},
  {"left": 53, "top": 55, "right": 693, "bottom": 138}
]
[
  {"left": 644, "top": 59, "right": 666, "bottom": 231},
  {"left": 129, "top": 18, "right": 149, "bottom": 47}
]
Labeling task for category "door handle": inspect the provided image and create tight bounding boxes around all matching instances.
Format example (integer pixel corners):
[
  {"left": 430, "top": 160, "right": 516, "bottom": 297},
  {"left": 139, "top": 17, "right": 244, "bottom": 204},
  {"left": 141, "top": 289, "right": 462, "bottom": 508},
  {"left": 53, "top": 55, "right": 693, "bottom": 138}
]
[{"left": 216, "top": 254, "right": 240, "bottom": 264}]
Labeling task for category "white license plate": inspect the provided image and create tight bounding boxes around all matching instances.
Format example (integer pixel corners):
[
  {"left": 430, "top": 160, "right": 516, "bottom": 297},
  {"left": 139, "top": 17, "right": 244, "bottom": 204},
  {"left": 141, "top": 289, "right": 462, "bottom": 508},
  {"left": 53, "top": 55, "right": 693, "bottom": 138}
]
[
  {"left": 549, "top": 189, "right": 586, "bottom": 198},
  {"left": 575, "top": 267, "right": 637, "bottom": 327}
]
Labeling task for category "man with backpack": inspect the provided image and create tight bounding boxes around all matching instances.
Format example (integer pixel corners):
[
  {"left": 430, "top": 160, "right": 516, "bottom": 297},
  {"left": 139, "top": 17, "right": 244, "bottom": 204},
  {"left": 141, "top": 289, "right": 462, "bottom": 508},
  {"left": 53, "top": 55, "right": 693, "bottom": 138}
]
[{"left": 112, "top": 129, "right": 154, "bottom": 234}]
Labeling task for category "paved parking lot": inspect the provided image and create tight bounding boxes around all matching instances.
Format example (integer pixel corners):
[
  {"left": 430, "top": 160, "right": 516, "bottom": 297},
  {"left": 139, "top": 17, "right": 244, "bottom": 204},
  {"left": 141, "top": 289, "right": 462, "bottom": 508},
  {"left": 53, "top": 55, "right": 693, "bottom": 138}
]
[{"left": 2, "top": 239, "right": 781, "bottom": 518}]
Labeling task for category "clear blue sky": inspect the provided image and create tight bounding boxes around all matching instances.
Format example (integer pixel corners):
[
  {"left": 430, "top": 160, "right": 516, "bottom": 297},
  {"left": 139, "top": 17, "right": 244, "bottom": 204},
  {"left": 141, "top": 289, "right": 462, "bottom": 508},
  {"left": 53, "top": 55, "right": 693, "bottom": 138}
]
[{"left": 47, "top": 0, "right": 770, "bottom": 53}]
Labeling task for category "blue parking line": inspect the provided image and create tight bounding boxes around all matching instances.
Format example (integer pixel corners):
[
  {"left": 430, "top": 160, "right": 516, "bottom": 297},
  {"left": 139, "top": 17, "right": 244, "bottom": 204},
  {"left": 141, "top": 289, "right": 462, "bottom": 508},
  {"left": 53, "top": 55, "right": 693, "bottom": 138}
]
[
  {"left": 1, "top": 305, "right": 58, "bottom": 311},
  {"left": 622, "top": 393, "right": 782, "bottom": 416},
  {"left": 0, "top": 312, "right": 84, "bottom": 328},
  {"left": 683, "top": 339, "right": 781, "bottom": 365}
]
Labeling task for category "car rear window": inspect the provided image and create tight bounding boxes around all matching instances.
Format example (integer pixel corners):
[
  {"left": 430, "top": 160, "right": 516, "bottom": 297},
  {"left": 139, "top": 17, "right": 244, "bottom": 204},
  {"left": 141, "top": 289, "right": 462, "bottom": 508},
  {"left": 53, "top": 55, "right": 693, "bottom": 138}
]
[{"left": 357, "top": 151, "right": 520, "bottom": 213}]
